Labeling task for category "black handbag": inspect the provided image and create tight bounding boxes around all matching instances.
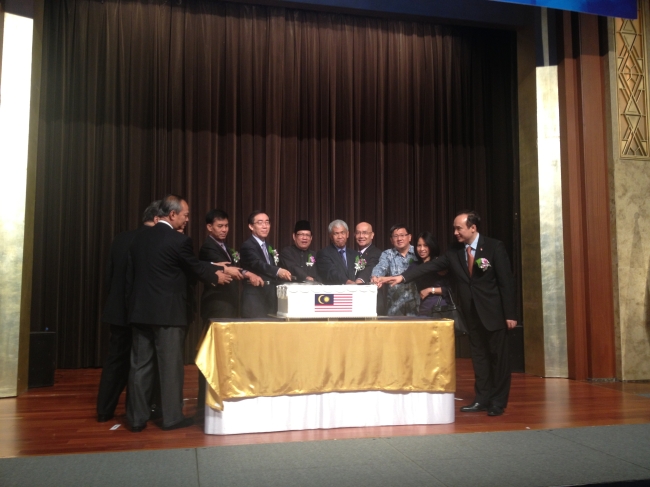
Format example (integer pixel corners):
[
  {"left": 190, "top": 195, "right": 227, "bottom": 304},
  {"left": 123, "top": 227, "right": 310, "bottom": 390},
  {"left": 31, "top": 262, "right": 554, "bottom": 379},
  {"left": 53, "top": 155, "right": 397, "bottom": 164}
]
[{"left": 429, "top": 291, "right": 468, "bottom": 335}]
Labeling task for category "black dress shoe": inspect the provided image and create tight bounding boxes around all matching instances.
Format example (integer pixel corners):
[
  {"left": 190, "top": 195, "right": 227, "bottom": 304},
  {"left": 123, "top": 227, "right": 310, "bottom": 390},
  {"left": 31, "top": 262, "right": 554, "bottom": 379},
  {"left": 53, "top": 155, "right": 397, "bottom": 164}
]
[
  {"left": 130, "top": 424, "right": 147, "bottom": 433},
  {"left": 460, "top": 402, "right": 487, "bottom": 413},
  {"left": 162, "top": 417, "right": 194, "bottom": 431},
  {"left": 97, "top": 414, "right": 114, "bottom": 423},
  {"left": 487, "top": 405, "right": 504, "bottom": 416},
  {"left": 150, "top": 407, "right": 162, "bottom": 420}
]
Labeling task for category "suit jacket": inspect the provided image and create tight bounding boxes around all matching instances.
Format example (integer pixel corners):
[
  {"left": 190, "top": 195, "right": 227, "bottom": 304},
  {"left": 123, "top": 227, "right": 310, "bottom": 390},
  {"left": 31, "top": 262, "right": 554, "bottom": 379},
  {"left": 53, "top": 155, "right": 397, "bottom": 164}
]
[
  {"left": 126, "top": 223, "right": 222, "bottom": 327},
  {"left": 355, "top": 244, "right": 382, "bottom": 283},
  {"left": 101, "top": 228, "right": 141, "bottom": 326},
  {"left": 402, "top": 235, "right": 516, "bottom": 331},
  {"left": 279, "top": 245, "right": 320, "bottom": 282},
  {"left": 316, "top": 244, "right": 359, "bottom": 285},
  {"left": 199, "top": 236, "right": 239, "bottom": 321},
  {"left": 240, "top": 236, "right": 280, "bottom": 280}
]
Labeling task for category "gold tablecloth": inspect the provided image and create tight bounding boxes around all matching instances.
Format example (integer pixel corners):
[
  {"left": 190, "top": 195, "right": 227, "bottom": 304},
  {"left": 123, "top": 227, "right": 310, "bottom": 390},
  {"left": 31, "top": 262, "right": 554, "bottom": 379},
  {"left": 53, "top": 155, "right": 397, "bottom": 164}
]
[{"left": 195, "top": 319, "right": 456, "bottom": 411}]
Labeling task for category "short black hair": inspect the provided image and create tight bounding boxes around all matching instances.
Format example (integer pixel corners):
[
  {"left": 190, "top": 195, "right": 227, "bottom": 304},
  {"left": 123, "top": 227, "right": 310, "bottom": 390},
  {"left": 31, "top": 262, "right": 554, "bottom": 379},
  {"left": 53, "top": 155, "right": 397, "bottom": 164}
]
[
  {"left": 389, "top": 223, "right": 410, "bottom": 237},
  {"left": 205, "top": 209, "right": 229, "bottom": 225},
  {"left": 142, "top": 200, "right": 161, "bottom": 223},
  {"left": 415, "top": 232, "right": 441, "bottom": 262},
  {"left": 248, "top": 210, "right": 268, "bottom": 225},
  {"left": 456, "top": 209, "right": 480, "bottom": 230}
]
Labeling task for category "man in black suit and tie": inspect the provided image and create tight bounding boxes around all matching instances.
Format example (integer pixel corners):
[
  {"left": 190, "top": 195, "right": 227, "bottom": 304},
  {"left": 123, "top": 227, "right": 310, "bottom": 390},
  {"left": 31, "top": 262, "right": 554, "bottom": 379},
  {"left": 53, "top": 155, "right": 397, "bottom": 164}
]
[
  {"left": 354, "top": 222, "right": 382, "bottom": 284},
  {"left": 126, "top": 195, "right": 231, "bottom": 432},
  {"left": 96, "top": 200, "right": 160, "bottom": 423},
  {"left": 316, "top": 219, "right": 359, "bottom": 285},
  {"left": 240, "top": 210, "right": 292, "bottom": 318},
  {"left": 199, "top": 209, "right": 264, "bottom": 320},
  {"left": 379, "top": 210, "right": 517, "bottom": 416},
  {"left": 354, "top": 221, "right": 384, "bottom": 312}
]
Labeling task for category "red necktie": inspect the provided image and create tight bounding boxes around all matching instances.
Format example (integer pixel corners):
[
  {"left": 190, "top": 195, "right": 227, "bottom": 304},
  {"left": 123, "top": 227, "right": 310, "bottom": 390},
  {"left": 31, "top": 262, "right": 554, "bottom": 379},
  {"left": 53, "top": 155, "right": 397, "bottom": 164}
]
[{"left": 467, "top": 246, "right": 474, "bottom": 277}]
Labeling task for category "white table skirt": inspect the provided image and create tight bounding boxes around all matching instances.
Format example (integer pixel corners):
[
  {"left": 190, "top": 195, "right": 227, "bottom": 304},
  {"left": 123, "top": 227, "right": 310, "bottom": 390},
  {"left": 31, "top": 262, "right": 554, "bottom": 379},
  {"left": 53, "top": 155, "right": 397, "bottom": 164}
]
[{"left": 204, "top": 389, "right": 455, "bottom": 435}]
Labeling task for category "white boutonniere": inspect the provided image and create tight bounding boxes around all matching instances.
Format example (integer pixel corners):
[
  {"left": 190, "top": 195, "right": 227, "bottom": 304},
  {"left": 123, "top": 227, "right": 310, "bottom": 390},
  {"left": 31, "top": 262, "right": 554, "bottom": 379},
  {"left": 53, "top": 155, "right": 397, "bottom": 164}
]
[
  {"left": 354, "top": 255, "right": 367, "bottom": 272},
  {"left": 306, "top": 253, "right": 315, "bottom": 267},
  {"left": 229, "top": 248, "right": 240, "bottom": 264},
  {"left": 475, "top": 257, "right": 491, "bottom": 271},
  {"left": 268, "top": 246, "right": 280, "bottom": 265}
]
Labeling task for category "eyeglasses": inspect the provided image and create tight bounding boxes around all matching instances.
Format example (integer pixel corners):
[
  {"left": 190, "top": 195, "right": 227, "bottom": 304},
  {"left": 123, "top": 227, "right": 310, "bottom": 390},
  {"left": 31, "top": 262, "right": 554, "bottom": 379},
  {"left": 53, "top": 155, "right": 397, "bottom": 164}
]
[
  {"left": 254, "top": 220, "right": 270, "bottom": 226},
  {"left": 391, "top": 233, "right": 410, "bottom": 239},
  {"left": 355, "top": 231, "right": 371, "bottom": 236},
  {"left": 295, "top": 232, "right": 312, "bottom": 237}
]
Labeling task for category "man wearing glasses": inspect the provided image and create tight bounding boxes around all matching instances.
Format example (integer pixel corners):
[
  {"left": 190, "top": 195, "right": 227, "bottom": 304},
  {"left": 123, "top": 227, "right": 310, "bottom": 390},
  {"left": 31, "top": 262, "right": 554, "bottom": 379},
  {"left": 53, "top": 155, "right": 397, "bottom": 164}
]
[
  {"left": 370, "top": 224, "right": 419, "bottom": 316},
  {"left": 279, "top": 220, "right": 321, "bottom": 282},
  {"left": 240, "top": 210, "right": 292, "bottom": 318},
  {"left": 354, "top": 222, "right": 382, "bottom": 284}
]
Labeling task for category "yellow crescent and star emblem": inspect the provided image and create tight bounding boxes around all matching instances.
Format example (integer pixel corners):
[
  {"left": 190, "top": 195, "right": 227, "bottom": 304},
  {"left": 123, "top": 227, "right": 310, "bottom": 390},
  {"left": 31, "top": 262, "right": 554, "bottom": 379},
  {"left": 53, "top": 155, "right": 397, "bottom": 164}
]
[{"left": 315, "top": 294, "right": 333, "bottom": 305}]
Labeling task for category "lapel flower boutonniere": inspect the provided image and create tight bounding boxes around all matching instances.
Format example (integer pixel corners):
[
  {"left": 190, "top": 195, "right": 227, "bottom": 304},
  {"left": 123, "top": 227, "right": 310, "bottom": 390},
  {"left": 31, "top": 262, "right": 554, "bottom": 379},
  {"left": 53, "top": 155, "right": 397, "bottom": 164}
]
[
  {"left": 268, "top": 246, "right": 280, "bottom": 265},
  {"left": 354, "top": 255, "right": 367, "bottom": 272},
  {"left": 229, "top": 248, "right": 240, "bottom": 264},
  {"left": 306, "top": 253, "right": 315, "bottom": 267},
  {"left": 475, "top": 257, "right": 491, "bottom": 271}
]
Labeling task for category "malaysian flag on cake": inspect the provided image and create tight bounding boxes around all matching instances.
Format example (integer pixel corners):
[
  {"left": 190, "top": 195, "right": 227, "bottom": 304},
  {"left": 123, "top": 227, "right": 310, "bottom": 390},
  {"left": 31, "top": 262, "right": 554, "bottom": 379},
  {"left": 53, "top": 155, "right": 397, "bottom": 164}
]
[{"left": 314, "top": 294, "right": 353, "bottom": 312}]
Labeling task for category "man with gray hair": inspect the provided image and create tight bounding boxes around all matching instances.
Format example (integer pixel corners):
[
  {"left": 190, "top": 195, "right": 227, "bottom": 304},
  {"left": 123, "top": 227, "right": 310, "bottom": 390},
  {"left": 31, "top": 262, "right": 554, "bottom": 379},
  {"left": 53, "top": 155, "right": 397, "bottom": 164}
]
[
  {"left": 316, "top": 219, "right": 359, "bottom": 285},
  {"left": 126, "top": 194, "right": 232, "bottom": 432}
]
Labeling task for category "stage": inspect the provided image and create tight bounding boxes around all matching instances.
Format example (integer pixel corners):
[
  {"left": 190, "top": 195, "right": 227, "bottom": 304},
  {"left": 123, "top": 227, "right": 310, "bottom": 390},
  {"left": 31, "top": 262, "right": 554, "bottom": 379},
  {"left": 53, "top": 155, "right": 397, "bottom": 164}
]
[{"left": 1, "top": 359, "right": 650, "bottom": 458}]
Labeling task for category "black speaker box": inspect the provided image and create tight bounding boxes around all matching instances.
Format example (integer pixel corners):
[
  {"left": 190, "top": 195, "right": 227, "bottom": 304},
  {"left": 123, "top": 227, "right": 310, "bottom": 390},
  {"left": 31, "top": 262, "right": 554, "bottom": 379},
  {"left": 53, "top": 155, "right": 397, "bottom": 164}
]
[{"left": 28, "top": 331, "right": 56, "bottom": 388}]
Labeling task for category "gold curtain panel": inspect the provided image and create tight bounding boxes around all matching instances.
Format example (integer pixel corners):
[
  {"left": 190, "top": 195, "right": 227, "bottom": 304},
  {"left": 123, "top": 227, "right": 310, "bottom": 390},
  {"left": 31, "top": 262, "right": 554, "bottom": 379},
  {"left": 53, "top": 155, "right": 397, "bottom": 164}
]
[{"left": 196, "top": 320, "right": 456, "bottom": 411}]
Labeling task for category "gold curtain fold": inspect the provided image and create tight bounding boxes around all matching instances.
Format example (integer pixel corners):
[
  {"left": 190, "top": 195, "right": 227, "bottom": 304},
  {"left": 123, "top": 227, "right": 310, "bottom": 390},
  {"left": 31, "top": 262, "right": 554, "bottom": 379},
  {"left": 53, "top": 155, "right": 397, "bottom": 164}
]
[{"left": 196, "top": 319, "right": 456, "bottom": 411}]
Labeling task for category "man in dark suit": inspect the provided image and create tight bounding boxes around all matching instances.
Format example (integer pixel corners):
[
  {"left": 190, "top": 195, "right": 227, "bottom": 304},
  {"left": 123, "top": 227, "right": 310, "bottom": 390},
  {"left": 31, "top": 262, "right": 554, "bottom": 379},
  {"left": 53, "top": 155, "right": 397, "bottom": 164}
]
[
  {"left": 199, "top": 209, "right": 263, "bottom": 320},
  {"left": 354, "top": 222, "right": 382, "bottom": 283},
  {"left": 126, "top": 195, "right": 231, "bottom": 432},
  {"left": 316, "top": 219, "right": 359, "bottom": 285},
  {"left": 379, "top": 210, "right": 517, "bottom": 416},
  {"left": 96, "top": 200, "right": 160, "bottom": 423},
  {"left": 279, "top": 220, "right": 321, "bottom": 282},
  {"left": 240, "top": 210, "right": 292, "bottom": 318}
]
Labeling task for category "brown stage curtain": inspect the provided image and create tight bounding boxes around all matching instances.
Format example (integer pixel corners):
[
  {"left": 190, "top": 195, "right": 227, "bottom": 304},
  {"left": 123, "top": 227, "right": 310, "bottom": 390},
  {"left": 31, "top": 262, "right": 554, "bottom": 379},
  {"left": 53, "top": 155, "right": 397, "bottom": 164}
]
[{"left": 33, "top": 0, "right": 519, "bottom": 367}]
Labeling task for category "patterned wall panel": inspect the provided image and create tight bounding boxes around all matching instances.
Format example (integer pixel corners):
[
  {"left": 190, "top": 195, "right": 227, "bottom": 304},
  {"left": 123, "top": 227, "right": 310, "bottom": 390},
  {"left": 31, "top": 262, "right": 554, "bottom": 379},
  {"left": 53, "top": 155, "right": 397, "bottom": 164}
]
[{"left": 616, "top": 6, "right": 649, "bottom": 158}]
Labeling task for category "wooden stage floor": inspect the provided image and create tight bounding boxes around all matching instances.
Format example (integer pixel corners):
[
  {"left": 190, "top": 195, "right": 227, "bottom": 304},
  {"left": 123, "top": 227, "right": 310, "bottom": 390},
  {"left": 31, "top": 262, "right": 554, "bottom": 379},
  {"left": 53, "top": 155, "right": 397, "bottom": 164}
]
[{"left": 1, "top": 358, "right": 650, "bottom": 458}]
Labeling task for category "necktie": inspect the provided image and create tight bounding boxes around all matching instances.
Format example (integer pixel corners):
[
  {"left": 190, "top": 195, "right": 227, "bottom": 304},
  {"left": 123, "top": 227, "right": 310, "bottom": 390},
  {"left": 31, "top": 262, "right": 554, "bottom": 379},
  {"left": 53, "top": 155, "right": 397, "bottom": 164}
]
[
  {"left": 262, "top": 243, "right": 270, "bottom": 264},
  {"left": 467, "top": 245, "right": 474, "bottom": 277},
  {"left": 339, "top": 248, "right": 346, "bottom": 265},
  {"left": 219, "top": 242, "right": 230, "bottom": 261}
]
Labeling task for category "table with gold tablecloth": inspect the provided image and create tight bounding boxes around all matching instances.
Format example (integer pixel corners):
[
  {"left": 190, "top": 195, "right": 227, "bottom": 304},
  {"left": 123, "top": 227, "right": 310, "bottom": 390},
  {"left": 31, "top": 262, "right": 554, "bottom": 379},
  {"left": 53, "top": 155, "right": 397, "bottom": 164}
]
[{"left": 196, "top": 319, "right": 455, "bottom": 435}]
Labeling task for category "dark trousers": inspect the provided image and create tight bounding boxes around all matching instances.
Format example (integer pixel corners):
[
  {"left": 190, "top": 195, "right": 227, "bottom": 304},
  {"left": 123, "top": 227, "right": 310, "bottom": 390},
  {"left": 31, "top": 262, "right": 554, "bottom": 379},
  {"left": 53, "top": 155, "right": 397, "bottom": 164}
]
[
  {"left": 127, "top": 324, "right": 186, "bottom": 428},
  {"left": 467, "top": 303, "right": 511, "bottom": 408},
  {"left": 96, "top": 324, "right": 131, "bottom": 416},
  {"left": 240, "top": 283, "right": 277, "bottom": 318}
]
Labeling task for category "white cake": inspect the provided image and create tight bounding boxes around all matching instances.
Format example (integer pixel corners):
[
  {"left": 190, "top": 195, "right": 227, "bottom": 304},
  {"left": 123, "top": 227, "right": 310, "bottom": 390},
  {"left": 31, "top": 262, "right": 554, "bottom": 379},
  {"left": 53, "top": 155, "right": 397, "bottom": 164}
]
[{"left": 276, "top": 284, "right": 377, "bottom": 319}]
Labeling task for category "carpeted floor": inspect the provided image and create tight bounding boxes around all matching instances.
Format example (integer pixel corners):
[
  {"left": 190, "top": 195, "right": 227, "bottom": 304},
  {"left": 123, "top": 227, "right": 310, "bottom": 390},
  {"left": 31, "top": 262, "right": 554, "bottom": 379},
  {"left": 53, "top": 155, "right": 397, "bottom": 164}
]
[{"left": 2, "top": 423, "right": 650, "bottom": 487}]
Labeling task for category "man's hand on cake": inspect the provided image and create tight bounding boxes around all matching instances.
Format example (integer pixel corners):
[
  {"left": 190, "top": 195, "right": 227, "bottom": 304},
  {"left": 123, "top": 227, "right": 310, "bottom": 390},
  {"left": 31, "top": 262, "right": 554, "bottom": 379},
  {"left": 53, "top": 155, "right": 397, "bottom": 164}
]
[
  {"left": 246, "top": 272, "right": 264, "bottom": 287},
  {"left": 221, "top": 265, "right": 244, "bottom": 280},
  {"left": 277, "top": 269, "right": 292, "bottom": 281},
  {"left": 216, "top": 270, "right": 232, "bottom": 285}
]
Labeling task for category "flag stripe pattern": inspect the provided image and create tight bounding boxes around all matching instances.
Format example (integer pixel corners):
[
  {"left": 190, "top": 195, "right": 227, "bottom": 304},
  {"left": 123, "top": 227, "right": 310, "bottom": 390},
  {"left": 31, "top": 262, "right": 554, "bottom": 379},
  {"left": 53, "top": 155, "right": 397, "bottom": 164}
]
[{"left": 314, "top": 294, "right": 353, "bottom": 312}]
